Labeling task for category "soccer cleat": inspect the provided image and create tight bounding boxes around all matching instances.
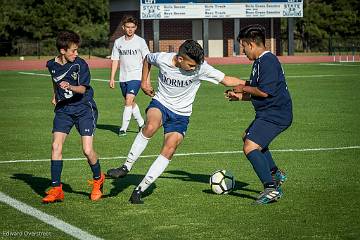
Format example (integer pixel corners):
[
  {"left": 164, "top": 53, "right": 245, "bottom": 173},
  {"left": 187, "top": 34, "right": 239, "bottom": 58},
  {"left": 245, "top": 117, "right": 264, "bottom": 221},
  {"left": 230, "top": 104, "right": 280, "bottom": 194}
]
[
  {"left": 118, "top": 130, "right": 126, "bottom": 136},
  {"left": 129, "top": 187, "right": 144, "bottom": 204},
  {"left": 253, "top": 187, "right": 283, "bottom": 205},
  {"left": 42, "top": 184, "right": 64, "bottom": 203},
  {"left": 272, "top": 169, "right": 287, "bottom": 186},
  {"left": 88, "top": 173, "right": 105, "bottom": 201},
  {"left": 106, "top": 165, "right": 129, "bottom": 178}
]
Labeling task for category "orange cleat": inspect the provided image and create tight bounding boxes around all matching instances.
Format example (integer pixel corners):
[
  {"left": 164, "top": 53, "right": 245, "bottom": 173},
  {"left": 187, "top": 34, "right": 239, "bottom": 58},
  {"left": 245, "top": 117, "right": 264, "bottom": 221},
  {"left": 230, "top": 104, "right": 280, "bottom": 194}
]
[
  {"left": 42, "top": 184, "right": 64, "bottom": 203},
  {"left": 88, "top": 173, "right": 105, "bottom": 201}
]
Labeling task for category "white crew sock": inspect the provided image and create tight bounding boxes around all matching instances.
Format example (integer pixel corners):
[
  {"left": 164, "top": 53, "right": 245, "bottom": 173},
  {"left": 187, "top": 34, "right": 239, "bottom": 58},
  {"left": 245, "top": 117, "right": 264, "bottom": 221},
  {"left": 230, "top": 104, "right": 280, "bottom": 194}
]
[
  {"left": 132, "top": 104, "right": 145, "bottom": 127},
  {"left": 137, "top": 155, "right": 170, "bottom": 192},
  {"left": 124, "top": 131, "right": 150, "bottom": 170},
  {"left": 120, "top": 105, "right": 132, "bottom": 132}
]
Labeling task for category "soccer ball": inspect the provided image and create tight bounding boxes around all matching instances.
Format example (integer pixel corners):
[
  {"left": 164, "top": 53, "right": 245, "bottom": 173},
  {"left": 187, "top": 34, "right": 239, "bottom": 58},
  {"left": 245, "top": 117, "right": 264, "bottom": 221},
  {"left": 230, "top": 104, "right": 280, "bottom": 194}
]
[{"left": 209, "top": 170, "right": 235, "bottom": 194}]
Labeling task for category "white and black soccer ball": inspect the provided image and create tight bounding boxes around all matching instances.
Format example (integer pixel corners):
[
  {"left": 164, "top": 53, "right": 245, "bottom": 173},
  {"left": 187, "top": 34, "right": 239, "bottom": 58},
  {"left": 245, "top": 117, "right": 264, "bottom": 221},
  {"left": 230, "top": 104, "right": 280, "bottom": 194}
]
[{"left": 209, "top": 170, "right": 235, "bottom": 194}]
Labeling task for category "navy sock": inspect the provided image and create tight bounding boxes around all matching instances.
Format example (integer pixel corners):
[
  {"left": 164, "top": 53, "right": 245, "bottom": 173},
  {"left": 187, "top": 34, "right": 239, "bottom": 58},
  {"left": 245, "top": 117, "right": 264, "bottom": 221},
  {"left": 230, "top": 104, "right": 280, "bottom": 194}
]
[
  {"left": 89, "top": 160, "right": 101, "bottom": 180},
  {"left": 51, "top": 160, "right": 63, "bottom": 187},
  {"left": 262, "top": 147, "right": 278, "bottom": 174},
  {"left": 246, "top": 149, "right": 274, "bottom": 187}
]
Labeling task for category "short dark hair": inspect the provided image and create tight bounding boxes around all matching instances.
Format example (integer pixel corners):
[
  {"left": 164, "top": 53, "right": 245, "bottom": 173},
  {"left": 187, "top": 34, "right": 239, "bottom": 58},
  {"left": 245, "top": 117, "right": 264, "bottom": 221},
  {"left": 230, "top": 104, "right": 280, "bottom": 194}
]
[
  {"left": 178, "top": 40, "right": 204, "bottom": 65},
  {"left": 56, "top": 30, "right": 80, "bottom": 52},
  {"left": 237, "top": 24, "right": 266, "bottom": 46},
  {"left": 121, "top": 15, "right": 138, "bottom": 26}
]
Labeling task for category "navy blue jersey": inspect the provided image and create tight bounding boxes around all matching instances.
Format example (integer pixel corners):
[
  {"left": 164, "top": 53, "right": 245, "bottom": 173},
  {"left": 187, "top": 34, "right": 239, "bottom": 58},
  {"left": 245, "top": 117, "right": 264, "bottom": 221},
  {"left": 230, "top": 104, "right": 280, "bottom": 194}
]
[
  {"left": 46, "top": 57, "right": 94, "bottom": 106},
  {"left": 249, "top": 51, "right": 292, "bottom": 125}
]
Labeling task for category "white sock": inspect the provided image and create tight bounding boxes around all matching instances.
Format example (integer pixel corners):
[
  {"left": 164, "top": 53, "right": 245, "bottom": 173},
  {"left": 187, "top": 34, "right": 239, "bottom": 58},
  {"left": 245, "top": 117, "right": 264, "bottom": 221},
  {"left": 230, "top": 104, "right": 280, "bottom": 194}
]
[
  {"left": 124, "top": 131, "right": 150, "bottom": 170},
  {"left": 132, "top": 104, "right": 145, "bottom": 127},
  {"left": 120, "top": 106, "right": 132, "bottom": 131},
  {"left": 137, "top": 155, "right": 169, "bottom": 192}
]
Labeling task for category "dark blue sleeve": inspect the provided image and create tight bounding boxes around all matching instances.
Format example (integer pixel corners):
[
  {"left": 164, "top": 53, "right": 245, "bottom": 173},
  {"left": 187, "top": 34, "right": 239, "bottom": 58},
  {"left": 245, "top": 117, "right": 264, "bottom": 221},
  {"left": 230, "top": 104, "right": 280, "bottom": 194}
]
[
  {"left": 78, "top": 60, "right": 91, "bottom": 87},
  {"left": 257, "top": 56, "right": 279, "bottom": 96}
]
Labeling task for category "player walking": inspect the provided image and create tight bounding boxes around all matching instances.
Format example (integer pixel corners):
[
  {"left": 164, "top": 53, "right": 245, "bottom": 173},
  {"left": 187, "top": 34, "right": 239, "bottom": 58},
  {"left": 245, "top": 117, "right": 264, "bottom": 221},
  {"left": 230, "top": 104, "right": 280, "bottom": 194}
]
[
  {"left": 226, "top": 24, "right": 293, "bottom": 205},
  {"left": 109, "top": 15, "right": 150, "bottom": 136},
  {"left": 42, "top": 30, "right": 105, "bottom": 203},
  {"left": 107, "top": 40, "right": 245, "bottom": 204}
]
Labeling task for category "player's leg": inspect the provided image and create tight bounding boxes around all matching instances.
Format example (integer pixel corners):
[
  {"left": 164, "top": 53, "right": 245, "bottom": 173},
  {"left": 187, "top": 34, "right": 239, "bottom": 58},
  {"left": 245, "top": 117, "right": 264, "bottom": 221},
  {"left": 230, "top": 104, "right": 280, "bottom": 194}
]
[
  {"left": 107, "top": 104, "right": 163, "bottom": 178},
  {"left": 129, "top": 80, "right": 145, "bottom": 130},
  {"left": 118, "top": 82, "right": 132, "bottom": 136},
  {"left": 42, "top": 109, "right": 74, "bottom": 203},
  {"left": 243, "top": 119, "right": 284, "bottom": 204},
  {"left": 130, "top": 132, "right": 184, "bottom": 204},
  {"left": 261, "top": 147, "right": 287, "bottom": 186},
  {"left": 77, "top": 101, "right": 105, "bottom": 201},
  {"left": 129, "top": 110, "right": 189, "bottom": 204}
]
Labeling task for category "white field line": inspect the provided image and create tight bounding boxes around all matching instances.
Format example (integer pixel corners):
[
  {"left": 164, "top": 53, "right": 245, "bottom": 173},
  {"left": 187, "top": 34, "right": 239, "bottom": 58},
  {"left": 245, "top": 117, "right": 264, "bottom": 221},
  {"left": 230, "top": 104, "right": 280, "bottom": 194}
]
[
  {"left": 18, "top": 71, "right": 359, "bottom": 81},
  {"left": 0, "top": 192, "right": 103, "bottom": 240},
  {"left": 1, "top": 146, "right": 359, "bottom": 164}
]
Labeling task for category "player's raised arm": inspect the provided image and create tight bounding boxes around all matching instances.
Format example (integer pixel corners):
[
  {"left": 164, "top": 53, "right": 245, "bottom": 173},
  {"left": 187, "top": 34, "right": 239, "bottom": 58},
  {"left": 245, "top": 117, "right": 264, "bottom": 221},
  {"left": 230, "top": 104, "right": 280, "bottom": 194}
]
[{"left": 141, "top": 57, "right": 155, "bottom": 97}]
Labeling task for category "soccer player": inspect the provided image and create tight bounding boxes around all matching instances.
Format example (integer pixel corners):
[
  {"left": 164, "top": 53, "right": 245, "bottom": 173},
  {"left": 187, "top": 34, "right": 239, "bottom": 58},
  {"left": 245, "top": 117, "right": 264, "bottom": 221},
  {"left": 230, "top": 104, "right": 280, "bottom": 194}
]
[
  {"left": 42, "top": 30, "right": 105, "bottom": 203},
  {"left": 107, "top": 40, "right": 245, "bottom": 204},
  {"left": 109, "top": 15, "right": 150, "bottom": 136},
  {"left": 225, "top": 24, "right": 293, "bottom": 205}
]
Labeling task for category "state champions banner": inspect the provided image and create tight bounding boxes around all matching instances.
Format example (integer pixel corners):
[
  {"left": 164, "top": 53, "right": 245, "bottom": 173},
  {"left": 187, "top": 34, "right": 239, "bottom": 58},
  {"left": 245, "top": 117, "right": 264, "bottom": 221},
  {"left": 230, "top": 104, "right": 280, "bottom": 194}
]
[{"left": 140, "top": 0, "right": 303, "bottom": 19}]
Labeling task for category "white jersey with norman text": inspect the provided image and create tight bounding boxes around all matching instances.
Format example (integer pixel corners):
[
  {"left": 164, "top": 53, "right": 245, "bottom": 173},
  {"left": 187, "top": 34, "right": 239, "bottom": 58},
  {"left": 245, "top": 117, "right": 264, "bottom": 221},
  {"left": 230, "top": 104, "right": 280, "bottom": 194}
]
[
  {"left": 111, "top": 34, "right": 150, "bottom": 82},
  {"left": 147, "top": 52, "right": 225, "bottom": 116}
]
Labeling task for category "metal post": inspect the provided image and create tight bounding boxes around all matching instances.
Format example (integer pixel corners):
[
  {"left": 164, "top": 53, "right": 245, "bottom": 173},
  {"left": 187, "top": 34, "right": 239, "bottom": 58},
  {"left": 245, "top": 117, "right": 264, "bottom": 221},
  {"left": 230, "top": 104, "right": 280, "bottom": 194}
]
[
  {"left": 287, "top": 18, "right": 294, "bottom": 56},
  {"left": 153, "top": 20, "right": 160, "bottom": 52},
  {"left": 234, "top": 18, "right": 240, "bottom": 56},
  {"left": 202, "top": 19, "right": 209, "bottom": 57}
]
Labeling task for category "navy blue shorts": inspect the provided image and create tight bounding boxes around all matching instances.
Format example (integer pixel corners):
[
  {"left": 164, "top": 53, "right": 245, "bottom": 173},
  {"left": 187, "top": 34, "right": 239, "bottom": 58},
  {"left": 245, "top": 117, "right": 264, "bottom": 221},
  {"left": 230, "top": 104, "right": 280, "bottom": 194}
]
[
  {"left": 146, "top": 99, "right": 190, "bottom": 137},
  {"left": 53, "top": 100, "right": 98, "bottom": 136},
  {"left": 244, "top": 118, "right": 290, "bottom": 148},
  {"left": 119, "top": 80, "right": 141, "bottom": 97}
]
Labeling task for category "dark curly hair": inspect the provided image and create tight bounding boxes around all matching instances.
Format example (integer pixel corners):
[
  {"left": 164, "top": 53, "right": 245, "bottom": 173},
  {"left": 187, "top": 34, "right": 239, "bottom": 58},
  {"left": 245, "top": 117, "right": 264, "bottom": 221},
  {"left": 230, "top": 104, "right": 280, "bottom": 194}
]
[
  {"left": 178, "top": 40, "right": 204, "bottom": 65},
  {"left": 56, "top": 30, "right": 80, "bottom": 52},
  {"left": 237, "top": 24, "right": 265, "bottom": 46}
]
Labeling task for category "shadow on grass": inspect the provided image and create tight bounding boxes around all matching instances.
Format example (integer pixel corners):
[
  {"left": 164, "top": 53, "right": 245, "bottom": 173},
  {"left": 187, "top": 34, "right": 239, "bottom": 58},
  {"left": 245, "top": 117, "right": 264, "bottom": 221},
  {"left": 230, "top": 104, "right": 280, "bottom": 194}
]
[
  {"left": 162, "top": 170, "right": 260, "bottom": 200},
  {"left": 97, "top": 124, "right": 140, "bottom": 135},
  {"left": 11, "top": 173, "right": 89, "bottom": 198},
  {"left": 104, "top": 174, "right": 155, "bottom": 200}
]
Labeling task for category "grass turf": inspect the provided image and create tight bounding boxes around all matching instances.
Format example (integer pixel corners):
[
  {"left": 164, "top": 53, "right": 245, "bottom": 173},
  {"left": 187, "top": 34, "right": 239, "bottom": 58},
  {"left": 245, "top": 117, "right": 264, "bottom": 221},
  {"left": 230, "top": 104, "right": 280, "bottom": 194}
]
[{"left": 0, "top": 62, "right": 359, "bottom": 240}]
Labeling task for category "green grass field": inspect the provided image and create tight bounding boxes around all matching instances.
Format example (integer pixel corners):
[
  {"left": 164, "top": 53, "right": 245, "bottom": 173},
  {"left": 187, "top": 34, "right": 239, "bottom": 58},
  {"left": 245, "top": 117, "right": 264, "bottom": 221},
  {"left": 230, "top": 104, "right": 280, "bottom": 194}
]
[{"left": 0, "top": 62, "right": 359, "bottom": 240}]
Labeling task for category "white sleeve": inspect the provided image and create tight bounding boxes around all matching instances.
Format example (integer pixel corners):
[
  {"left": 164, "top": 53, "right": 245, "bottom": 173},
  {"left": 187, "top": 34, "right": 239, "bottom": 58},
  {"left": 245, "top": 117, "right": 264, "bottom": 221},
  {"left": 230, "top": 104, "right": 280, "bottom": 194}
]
[
  {"left": 146, "top": 52, "right": 162, "bottom": 67},
  {"left": 199, "top": 62, "right": 225, "bottom": 84},
  {"left": 111, "top": 40, "right": 120, "bottom": 60},
  {"left": 140, "top": 39, "right": 150, "bottom": 59}
]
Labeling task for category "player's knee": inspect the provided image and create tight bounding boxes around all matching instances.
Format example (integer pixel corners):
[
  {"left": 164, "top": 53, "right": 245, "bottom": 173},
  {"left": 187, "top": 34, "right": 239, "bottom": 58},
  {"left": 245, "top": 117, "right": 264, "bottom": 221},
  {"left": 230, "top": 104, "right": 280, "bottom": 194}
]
[
  {"left": 82, "top": 147, "right": 94, "bottom": 158},
  {"left": 52, "top": 142, "right": 62, "bottom": 154},
  {"left": 143, "top": 123, "right": 157, "bottom": 137}
]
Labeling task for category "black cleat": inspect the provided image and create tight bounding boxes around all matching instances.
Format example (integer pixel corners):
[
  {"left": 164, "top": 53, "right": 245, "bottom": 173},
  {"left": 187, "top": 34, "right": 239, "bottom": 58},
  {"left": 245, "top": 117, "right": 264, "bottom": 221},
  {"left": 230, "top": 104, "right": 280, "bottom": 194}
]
[
  {"left": 106, "top": 165, "right": 129, "bottom": 178},
  {"left": 129, "top": 187, "right": 144, "bottom": 204}
]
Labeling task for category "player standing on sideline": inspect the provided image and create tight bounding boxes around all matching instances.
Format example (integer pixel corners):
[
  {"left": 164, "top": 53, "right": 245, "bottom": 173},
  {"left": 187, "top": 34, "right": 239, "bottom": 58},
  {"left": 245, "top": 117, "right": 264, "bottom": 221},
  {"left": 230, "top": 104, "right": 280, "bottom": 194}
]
[
  {"left": 107, "top": 40, "right": 246, "bottom": 204},
  {"left": 225, "top": 24, "right": 293, "bottom": 205},
  {"left": 42, "top": 30, "right": 105, "bottom": 203},
  {"left": 109, "top": 15, "right": 150, "bottom": 136}
]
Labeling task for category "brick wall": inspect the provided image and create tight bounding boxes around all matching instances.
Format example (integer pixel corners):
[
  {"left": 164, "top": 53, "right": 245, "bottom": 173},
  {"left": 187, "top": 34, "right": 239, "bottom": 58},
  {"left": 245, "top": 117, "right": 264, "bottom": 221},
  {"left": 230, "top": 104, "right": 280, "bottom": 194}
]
[{"left": 110, "top": 11, "right": 281, "bottom": 56}]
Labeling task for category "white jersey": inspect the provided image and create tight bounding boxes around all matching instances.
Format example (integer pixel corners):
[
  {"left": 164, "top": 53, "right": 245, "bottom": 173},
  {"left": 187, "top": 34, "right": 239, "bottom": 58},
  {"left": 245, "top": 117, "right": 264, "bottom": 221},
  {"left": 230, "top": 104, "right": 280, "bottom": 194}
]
[
  {"left": 111, "top": 34, "right": 150, "bottom": 82},
  {"left": 147, "top": 52, "right": 225, "bottom": 116}
]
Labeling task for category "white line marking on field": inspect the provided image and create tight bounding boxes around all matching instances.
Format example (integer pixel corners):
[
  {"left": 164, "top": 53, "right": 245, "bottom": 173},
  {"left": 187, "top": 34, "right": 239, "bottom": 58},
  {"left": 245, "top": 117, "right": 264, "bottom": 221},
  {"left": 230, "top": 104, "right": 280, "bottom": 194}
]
[
  {"left": 1, "top": 146, "right": 359, "bottom": 164},
  {"left": 0, "top": 192, "right": 103, "bottom": 240},
  {"left": 319, "top": 63, "right": 360, "bottom": 66}
]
